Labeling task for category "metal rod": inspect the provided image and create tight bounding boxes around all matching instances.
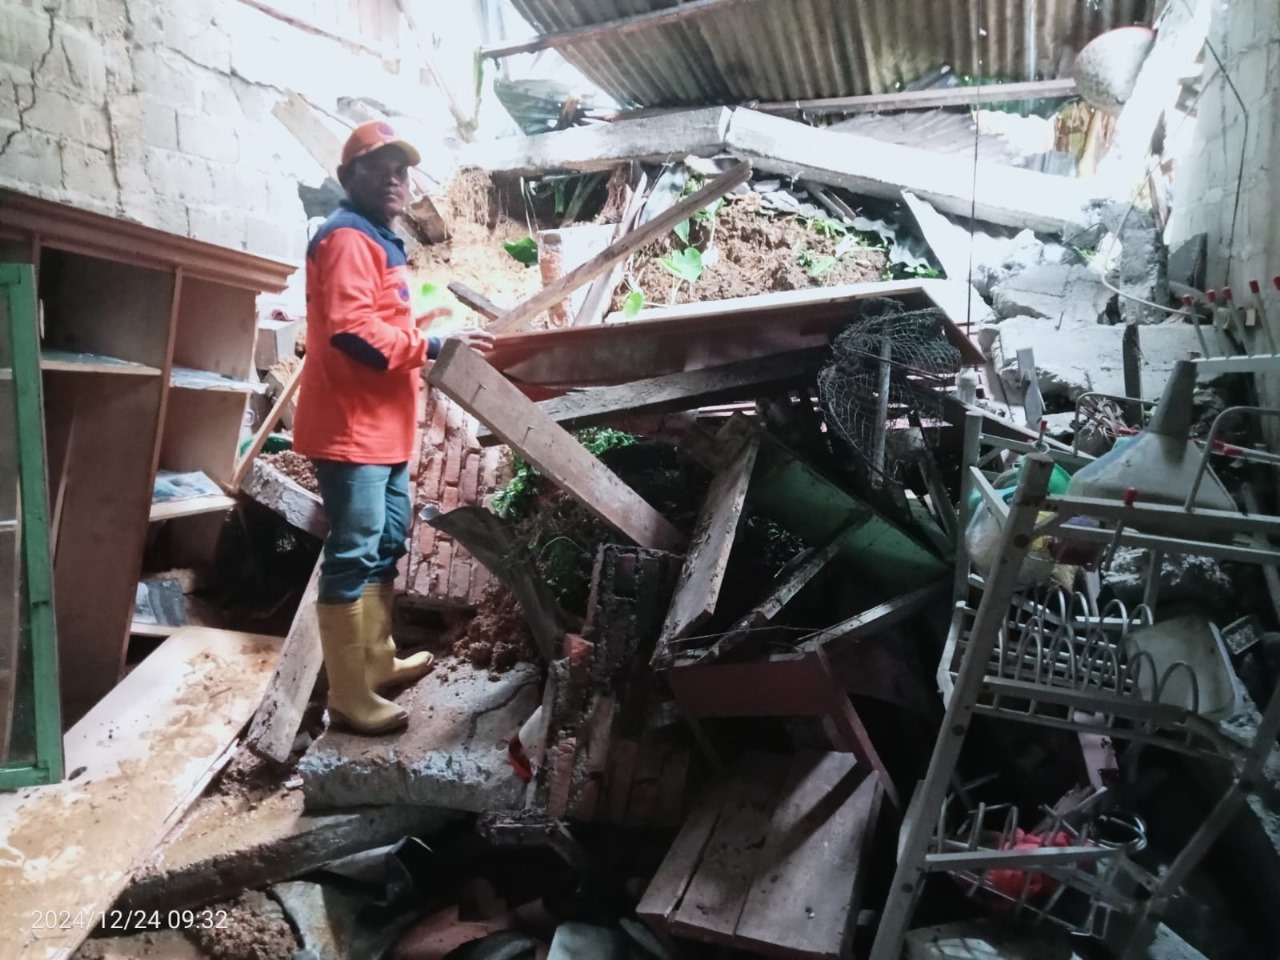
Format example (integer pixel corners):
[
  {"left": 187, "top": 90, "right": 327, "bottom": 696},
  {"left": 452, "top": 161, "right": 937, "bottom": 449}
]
[
  {"left": 870, "top": 456, "right": 1054, "bottom": 960},
  {"left": 1185, "top": 406, "right": 1280, "bottom": 510}
]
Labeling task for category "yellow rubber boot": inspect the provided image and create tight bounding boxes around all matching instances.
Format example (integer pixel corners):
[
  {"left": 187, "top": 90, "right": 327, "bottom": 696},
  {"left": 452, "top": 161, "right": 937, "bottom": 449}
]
[
  {"left": 317, "top": 598, "right": 408, "bottom": 736},
  {"left": 362, "top": 582, "right": 434, "bottom": 692}
]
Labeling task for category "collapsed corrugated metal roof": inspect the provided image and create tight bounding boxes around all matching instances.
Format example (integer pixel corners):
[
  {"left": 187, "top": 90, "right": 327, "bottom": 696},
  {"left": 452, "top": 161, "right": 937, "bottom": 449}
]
[{"left": 505, "top": 0, "right": 1153, "bottom": 108}]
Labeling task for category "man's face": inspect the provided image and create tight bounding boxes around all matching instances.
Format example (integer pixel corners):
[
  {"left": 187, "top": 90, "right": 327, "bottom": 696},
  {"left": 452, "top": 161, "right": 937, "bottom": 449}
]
[{"left": 343, "top": 146, "right": 410, "bottom": 225}]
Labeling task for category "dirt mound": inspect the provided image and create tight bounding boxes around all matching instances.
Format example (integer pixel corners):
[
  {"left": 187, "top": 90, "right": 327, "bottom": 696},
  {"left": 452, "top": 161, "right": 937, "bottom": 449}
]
[
  {"left": 261, "top": 451, "right": 317, "bottom": 494},
  {"left": 186, "top": 894, "right": 296, "bottom": 960},
  {"left": 451, "top": 585, "right": 536, "bottom": 674},
  {"left": 613, "top": 193, "right": 887, "bottom": 311}
]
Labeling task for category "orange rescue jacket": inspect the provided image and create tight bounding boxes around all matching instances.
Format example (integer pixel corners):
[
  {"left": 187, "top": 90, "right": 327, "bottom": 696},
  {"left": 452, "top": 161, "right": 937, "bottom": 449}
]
[{"left": 293, "top": 202, "right": 441, "bottom": 464}]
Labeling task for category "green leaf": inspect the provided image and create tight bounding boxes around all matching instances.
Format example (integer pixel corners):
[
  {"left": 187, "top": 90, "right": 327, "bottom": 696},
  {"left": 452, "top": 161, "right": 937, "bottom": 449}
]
[
  {"left": 673, "top": 220, "right": 691, "bottom": 244},
  {"left": 693, "top": 197, "right": 724, "bottom": 223},
  {"left": 658, "top": 247, "right": 704, "bottom": 284},
  {"left": 503, "top": 236, "right": 539, "bottom": 267},
  {"left": 623, "top": 290, "right": 646, "bottom": 318}
]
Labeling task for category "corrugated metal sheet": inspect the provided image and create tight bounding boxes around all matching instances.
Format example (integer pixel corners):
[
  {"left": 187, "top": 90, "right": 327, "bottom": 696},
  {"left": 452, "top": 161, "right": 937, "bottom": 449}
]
[{"left": 506, "top": 0, "right": 1153, "bottom": 108}]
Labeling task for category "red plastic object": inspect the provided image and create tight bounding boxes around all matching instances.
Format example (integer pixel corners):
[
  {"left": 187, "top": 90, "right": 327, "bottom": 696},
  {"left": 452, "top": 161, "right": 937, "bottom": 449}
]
[
  {"left": 1182, "top": 294, "right": 1196, "bottom": 307},
  {"left": 1207, "top": 289, "right": 1218, "bottom": 303},
  {"left": 1250, "top": 280, "right": 1262, "bottom": 295},
  {"left": 985, "top": 830, "right": 1075, "bottom": 902},
  {"left": 1273, "top": 276, "right": 1280, "bottom": 291},
  {"left": 1123, "top": 487, "right": 1138, "bottom": 507},
  {"left": 1223, "top": 286, "right": 1235, "bottom": 302},
  {"left": 507, "top": 737, "right": 533, "bottom": 782}
]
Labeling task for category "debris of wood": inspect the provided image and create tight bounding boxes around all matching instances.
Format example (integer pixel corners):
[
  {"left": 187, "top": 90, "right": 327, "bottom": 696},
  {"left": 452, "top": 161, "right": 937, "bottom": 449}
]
[
  {"left": 655, "top": 429, "right": 759, "bottom": 664},
  {"left": 255, "top": 314, "right": 301, "bottom": 371},
  {"left": 118, "top": 790, "right": 453, "bottom": 912},
  {"left": 476, "top": 811, "right": 592, "bottom": 872},
  {"left": 638, "top": 750, "right": 882, "bottom": 960},
  {"left": 447, "top": 280, "right": 507, "bottom": 323},
  {"left": 537, "top": 224, "right": 618, "bottom": 326},
  {"left": 265, "top": 357, "right": 301, "bottom": 430},
  {"left": 0, "top": 628, "right": 282, "bottom": 958},
  {"left": 421, "top": 505, "right": 566, "bottom": 663},
  {"left": 427, "top": 341, "right": 687, "bottom": 551},
  {"left": 243, "top": 457, "right": 327, "bottom": 539},
  {"left": 246, "top": 557, "right": 322, "bottom": 764},
  {"left": 574, "top": 169, "right": 649, "bottom": 328},
  {"left": 474, "top": 347, "right": 828, "bottom": 447},
  {"left": 492, "top": 162, "right": 752, "bottom": 333},
  {"left": 231, "top": 356, "right": 305, "bottom": 492},
  {"left": 484, "top": 281, "right": 983, "bottom": 390}
]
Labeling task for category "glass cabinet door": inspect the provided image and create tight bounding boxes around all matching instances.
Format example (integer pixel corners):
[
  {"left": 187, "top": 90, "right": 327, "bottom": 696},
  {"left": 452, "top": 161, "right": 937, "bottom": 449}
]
[{"left": 0, "top": 262, "right": 62, "bottom": 789}]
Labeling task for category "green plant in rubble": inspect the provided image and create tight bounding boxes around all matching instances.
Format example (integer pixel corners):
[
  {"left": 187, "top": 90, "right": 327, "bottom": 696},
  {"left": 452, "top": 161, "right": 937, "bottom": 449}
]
[
  {"left": 798, "top": 248, "right": 837, "bottom": 279},
  {"left": 622, "top": 289, "right": 647, "bottom": 318},
  {"left": 659, "top": 247, "right": 704, "bottom": 285},
  {"left": 503, "top": 236, "right": 539, "bottom": 267},
  {"left": 492, "top": 428, "right": 638, "bottom": 521},
  {"left": 800, "top": 215, "right": 849, "bottom": 239},
  {"left": 890, "top": 263, "right": 944, "bottom": 281}
]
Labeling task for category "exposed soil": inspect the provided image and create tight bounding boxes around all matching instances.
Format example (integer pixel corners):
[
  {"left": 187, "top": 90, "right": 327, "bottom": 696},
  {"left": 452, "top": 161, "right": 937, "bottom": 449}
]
[
  {"left": 449, "top": 584, "right": 536, "bottom": 676},
  {"left": 611, "top": 193, "right": 888, "bottom": 311},
  {"left": 185, "top": 893, "right": 297, "bottom": 960},
  {"left": 260, "top": 450, "right": 317, "bottom": 494},
  {"left": 409, "top": 169, "right": 546, "bottom": 331},
  {"left": 209, "top": 744, "right": 297, "bottom": 803}
]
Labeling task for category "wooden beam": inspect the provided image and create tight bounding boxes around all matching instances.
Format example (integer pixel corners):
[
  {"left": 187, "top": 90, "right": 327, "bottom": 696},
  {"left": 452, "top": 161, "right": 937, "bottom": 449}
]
[
  {"left": 422, "top": 506, "right": 565, "bottom": 663},
  {"left": 800, "top": 579, "right": 948, "bottom": 653},
  {"left": 241, "top": 459, "right": 328, "bottom": 539},
  {"left": 246, "top": 558, "right": 322, "bottom": 764},
  {"left": 574, "top": 171, "right": 649, "bottom": 328},
  {"left": 475, "top": 347, "right": 827, "bottom": 446},
  {"left": 655, "top": 431, "right": 759, "bottom": 665},
  {"left": 448, "top": 281, "right": 506, "bottom": 323},
  {"left": 230, "top": 357, "right": 304, "bottom": 492},
  {"left": 480, "top": 0, "right": 753, "bottom": 59},
  {"left": 492, "top": 163, "right": 751, "bottom": 334},
  {"left": 0, "top": 628, "right": 282, "bottom": 958},
  {"left": 428, "top": 341, "right": 687, "bottom": 551},
  {"left": 753, "top": 78, "right": 1078, "bottom": 116}
]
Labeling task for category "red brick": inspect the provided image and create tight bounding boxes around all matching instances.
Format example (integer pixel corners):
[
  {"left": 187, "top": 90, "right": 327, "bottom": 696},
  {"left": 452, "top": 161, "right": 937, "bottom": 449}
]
[
  {"left": 444, "top": 397, "right": 466, "bottom": 437},
  {"left": 469, "top": 565, "right": 491, "bottom": 603},
  {"left": 547, "top": 737, "right": 577, "bottom": 819},
  {"left": 459, "top": 452, "right": 480, "bottom": 506},
  {"left": 584, "top": 695, "right": 616, "bottom": 774},
  {"left": 448, "top": 555, "right": 472, "bottom": 601},
  {"left": 419, "top": 452, "right": 444, "bottom": 503},
  {"left": 424, "top": 394, "right": 448, "bottom": 450},
  {"left": 416, "top": 521, "right": 437, "bottom": 559},
  {"left": 431, "top": 539, "right": 454, "bottom": 596},
  {"left": 441, "top": 484, "right": 460, "bottom": 513},
  {"left": 481, "top": 448, "right": 502, "bottom": 491},
  {"left": 395, "top": 553, "right": 413, "bottom": 593},
  {"left": 443, "top": 437, "right": 463, "bottom": 487}
]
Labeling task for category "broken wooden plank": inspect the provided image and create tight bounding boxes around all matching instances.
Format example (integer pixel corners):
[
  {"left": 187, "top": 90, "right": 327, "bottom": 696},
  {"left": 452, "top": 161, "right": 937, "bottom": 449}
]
[
  {"left": 637, "top": 777, "right": 731, "bottom": 923},
  {"left": 575, "top": 170, "right": 649, "bottom": 328},
  {"left": 688, "top": 526, "right": 847, "bottom": 666},
  {"left": 493, "top": 163, "right": 751, "bottom": 333},
  {"left": 725, "top": 109, "right": 1094, "bottom": 235},
  {"left": 448, "top": 281, "right": 506, "bottom": 323},
  {"left": 669, "top": 752, "right": 792, "bottom": 943},
  {"left": 428, "top": 341, "right": 686, "bottom": 551},
  {"left": 421, "top": 505, "right": 565, "bottom": 663},
  {"left": 0, "top": 628, "right": 281, "bottom": 959},
  {"left": 230, "top": 357, "right": 304, "bottom": 492},
  {"left": 734, "top": 753, "right": 882, "bottom": 959},
  {"left": 655, "top": 431, "right": 759, "bottom": 664},
  {"left": 245, "top": 557, "right": 322, "bottom": 764},
  {"left": 537, "top": 224, "right": 618, "bottom": 326},
  {"left": 486, "top": 281, "right": 983, "bottom": 390},
  {"left": 475, "top": 348, "right": 827, "bottom": 447},
  {"left": 801, "top": 579, "right": 948, "bottom": 653},
  {"left": 242, "top": 459, "right": 327, "bottom": 539},
  {"left": 118, "top": 793, "right": 454, "bottom": 912}
]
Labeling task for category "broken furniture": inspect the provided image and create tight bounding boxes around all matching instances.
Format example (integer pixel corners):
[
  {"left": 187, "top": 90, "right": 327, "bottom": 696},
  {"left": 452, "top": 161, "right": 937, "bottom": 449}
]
[
  {"left": 0, "top": 263, "right": 61, "bottom": 789},
  {"left": 0, "top": 193, "right": 296, "bottom": 723},
  {"left": 638, "top": 749, "right": 883, "bottom": 960},
  {"left": 870, "top": 411, "right": 1280, "bottom": 959}
]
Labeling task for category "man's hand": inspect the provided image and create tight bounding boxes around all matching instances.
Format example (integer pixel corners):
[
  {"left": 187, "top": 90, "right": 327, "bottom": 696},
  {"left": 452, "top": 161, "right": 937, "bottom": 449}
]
[
  {"left": 415, "top": 307, "right": 453, "bottom": 329},
  {"left": 448, "top": 328, "right": 496, "bottom": 354}
]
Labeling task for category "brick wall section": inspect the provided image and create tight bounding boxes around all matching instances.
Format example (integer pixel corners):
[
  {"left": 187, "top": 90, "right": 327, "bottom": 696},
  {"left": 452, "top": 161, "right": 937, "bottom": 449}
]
[{"left": 398, "top": 389, "right": 512, "bottom": 606}]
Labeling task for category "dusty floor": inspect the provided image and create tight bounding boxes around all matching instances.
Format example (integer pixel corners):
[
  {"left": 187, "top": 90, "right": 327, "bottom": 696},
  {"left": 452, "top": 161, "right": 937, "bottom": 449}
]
[{"left": 612, "top": 192, "right": 889, "bottom": 311}]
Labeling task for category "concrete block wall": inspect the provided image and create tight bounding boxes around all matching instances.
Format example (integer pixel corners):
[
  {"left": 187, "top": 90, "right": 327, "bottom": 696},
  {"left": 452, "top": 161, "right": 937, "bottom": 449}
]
[
  {"left": 1167, "top": 0, "right": 1280, "bottom": 290},
  {"left": 0, "top": 0, "right": 452, "bottom": 266}
]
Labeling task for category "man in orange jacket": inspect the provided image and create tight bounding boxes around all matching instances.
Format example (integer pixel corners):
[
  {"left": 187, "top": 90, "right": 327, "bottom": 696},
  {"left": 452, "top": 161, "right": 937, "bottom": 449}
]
[{"left": 294, "top": 121, "right": 494, "bottom": 735}]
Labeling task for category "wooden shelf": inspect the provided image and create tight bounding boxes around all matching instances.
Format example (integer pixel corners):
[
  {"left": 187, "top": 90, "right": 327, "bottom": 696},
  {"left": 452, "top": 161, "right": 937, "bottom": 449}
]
[
  {"left": 149, "top": 494, "right": 235, "bottom": 522},
  {"left": 170, "top": 366, "right": 265, "bottom": 394},
  {"left": 41, "top": 349, "right": 161, "bottom": 376}
]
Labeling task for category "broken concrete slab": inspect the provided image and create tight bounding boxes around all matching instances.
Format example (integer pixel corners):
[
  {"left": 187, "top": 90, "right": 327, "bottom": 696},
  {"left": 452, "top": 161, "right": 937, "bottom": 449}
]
[
  {"left": 991, "top": 264, "right": 1112, "bottom": 324},
  {"left": 992, "top": 315, "right": 1202, "bottom": 402},
  {"left": 300, "top": 663, "right": 542, "bottom": 813},
  {"left": 461, "top": 107, "right": 732, "bottom": 179},
  {"left": 725, "top": 109, "right": 1095, "bottom": 236},
  {"left": 1168, "top": 233, "right": 1208, "bottom": 290},
  {"left": 118, "top": 789, "right": 455, "bottom": 912}
]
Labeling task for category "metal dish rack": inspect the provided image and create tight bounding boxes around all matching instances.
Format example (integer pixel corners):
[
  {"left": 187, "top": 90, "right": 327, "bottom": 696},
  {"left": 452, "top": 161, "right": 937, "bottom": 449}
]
[{"left": 871, "top": 414, "right": 1280, "bottom": 960}]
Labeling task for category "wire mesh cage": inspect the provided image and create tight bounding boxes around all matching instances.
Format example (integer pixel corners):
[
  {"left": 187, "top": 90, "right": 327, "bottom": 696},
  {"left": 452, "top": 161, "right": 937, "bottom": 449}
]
[{"left": 817, "top": 298, "right": 962, "bottom": 482}]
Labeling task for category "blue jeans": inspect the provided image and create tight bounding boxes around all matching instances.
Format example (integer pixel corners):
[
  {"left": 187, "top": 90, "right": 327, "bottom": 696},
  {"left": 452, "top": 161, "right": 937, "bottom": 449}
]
[{"left": 313, "top": 460, "right": 410, "bottom": 604}]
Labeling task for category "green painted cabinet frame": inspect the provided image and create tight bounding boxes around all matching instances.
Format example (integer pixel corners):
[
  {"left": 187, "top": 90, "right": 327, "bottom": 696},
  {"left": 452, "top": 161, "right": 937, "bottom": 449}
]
[{"left": 0, "top": 263, "right": 63, "bottom": 789}]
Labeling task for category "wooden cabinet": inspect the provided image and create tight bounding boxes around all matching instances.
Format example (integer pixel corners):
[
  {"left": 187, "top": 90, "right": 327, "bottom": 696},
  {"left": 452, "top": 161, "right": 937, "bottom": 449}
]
[{"left": 0, "top": 192, "right": 296, "bottom": 724}]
